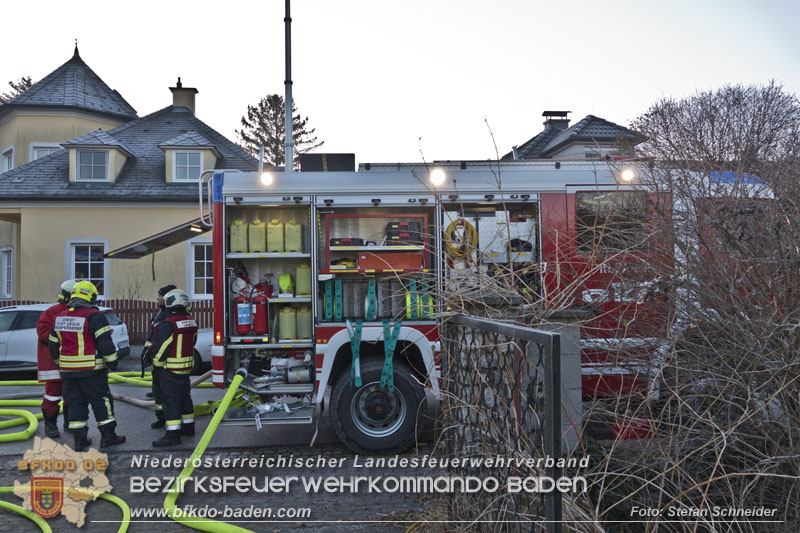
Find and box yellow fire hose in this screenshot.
[0,486,130,533]
[164,369,254,533]
[0,409,39,442]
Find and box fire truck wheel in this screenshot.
[330,359,425,455]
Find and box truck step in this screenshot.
[220,405,315,426]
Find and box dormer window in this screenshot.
[77,150,109,181]
[174,151,203,181]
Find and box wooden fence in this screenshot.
[0,299,214,345]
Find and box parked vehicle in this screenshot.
[0,304,130,372]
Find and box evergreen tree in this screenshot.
[236,94,323,168]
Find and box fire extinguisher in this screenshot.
[233,293,252,335]
[254,275,273,298]
[252,291,268,335]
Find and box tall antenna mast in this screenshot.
[284,0,294,172]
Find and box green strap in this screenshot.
[408,280,418,320]
[380,319,402,392]
[366,278,377,320]
[334,279,343,321]
[420,279,433,319]
[323,280,333,321]
[349,320,363,388]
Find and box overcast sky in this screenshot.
[3,0,799,164]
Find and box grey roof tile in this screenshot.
[503,115,643,159]
[159,131,213,147]
[62,129,138,156]
[0,106,257,201]
[1,48,137,120]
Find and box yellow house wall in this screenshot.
[18,205,204,302]
[0,114,124,168]
[164,149,217,183]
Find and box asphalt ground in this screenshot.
[0,351,439,532]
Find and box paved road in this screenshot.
[0,352,439,532]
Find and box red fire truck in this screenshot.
[108,159,667,454]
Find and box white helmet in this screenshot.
[59,279,78,302]
[164,288,190,309]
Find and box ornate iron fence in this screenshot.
[441,314,562,533]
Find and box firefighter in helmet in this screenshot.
[143,284,177,425]
[48,280,126,451]
[150,288,198,447]
[35,279,77,438]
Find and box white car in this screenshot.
[194,328,213,369]
[0,304,130,372]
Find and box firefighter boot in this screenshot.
[62,408,69,433]
[180,422,195,437]
[71,428,92,452]
[99,425,126,449]
[151,412,165,429]
[152,430,181,448]
[43,416,60,439]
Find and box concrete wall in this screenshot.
[17,204,202,301]
[0,113,124,168]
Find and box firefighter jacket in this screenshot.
[143,306,169,355]
[151,310,198,375]
[48,299,118,378]
[36,302,67,382]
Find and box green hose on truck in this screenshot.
[164,368,255,533]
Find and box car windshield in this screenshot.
[103,311,123,326]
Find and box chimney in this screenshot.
[542,110,571,131]
[169,77,198,114]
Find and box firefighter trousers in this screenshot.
[62,372,116,432]
[152,367,163,418]
[156,369,193,430]
[42,380,65,419]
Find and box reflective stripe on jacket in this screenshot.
[153,313,198,375]
[52,307,113,373]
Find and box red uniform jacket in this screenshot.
[36,302,67,382]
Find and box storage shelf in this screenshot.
[268,297,312,303]
[227,252,310,259]
[228,338,313,348]
[321,268,428,274]
[330,245,424,251]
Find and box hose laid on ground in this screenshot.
[0,486,129,533]
[164,370,253,533]
[0,489,52,532]
[0,372,215,388]
[0,409,38,442]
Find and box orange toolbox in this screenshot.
[358,252,423,270]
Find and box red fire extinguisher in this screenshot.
[233,293,251,335]
[252,292,268,335]
[254,275,273,298]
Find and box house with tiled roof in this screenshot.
[504,111,643,161]
[0,49,257,301]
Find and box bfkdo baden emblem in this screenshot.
[31,477,64,518]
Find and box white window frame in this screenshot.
[76,149,109,182]
[1,145,14,173]
[29,142,62,162]
[186,237,213,300]
[65,239,109,300]
[0,246,12,299]
[173,150,204,182]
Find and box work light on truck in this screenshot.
[260,172,274,186]
[430,168,446,187]
[620,168,635,182]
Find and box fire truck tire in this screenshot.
[330,359,425,455]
